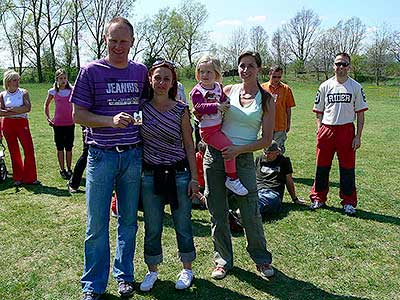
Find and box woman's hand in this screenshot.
[188,179,200,200]
[217,102,230,113]
[47,118,54,127]
[222,145,241,160]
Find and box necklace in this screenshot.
[240,88,257,100]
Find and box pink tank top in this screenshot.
[52,89,73,126]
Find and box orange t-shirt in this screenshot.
[261,81,296,131]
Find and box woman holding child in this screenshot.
[203,51,276,280]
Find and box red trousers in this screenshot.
[200,124,236,175]
[310,123,357,207]
[2,118,38,183]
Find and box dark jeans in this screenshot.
[69,142,89,189]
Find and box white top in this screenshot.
[313,76,368,125]
[177,82,187,103]
[1,88,28,118]
[48,87,73,97]
[222,84,263,145]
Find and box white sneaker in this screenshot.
[175,269,193,290]
[140,271,158,292]
[343,204,356,216]
[225,178,248,196]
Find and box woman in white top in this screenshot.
[203,51,276,280]
[0,70,39,186]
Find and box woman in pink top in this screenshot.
[44,69,75,179]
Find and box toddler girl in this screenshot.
[190,55,248,196]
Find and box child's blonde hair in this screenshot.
[195,55,222,83]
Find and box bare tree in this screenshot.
[221,27,248,70]
[130,19,147,61]
[249,25,269,66]
[1,2,31,72]
[366,25,392,85]
[80,0,136,59]
[270,28,291,73]
[58,22,74,70]
[311,28,338,80]
[391,30,400,62]
[333,17,366,55]
[282,8,321,72]
[20,0,47,82]
[44,0,71,72]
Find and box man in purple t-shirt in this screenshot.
[70,17,148,300]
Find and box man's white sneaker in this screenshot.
[343,204,356,216]
[309,200,325,210]
[225,178,248,196]
[140,271,158,292]
[175,269,193,290]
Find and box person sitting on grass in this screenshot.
[255,140,305,220]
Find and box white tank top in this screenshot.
[2,88,28,119]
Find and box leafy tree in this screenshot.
[177,0,209,67]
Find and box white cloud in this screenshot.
[216,19,242,26]
[247,15,266,23]
[367,26,377,33]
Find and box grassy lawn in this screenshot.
[0,80,399,300]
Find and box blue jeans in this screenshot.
[141,169,196,265]
[81,146,142,294]
[258,189,282,217]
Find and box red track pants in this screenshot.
[2,118,38,183]
[310,123,357,207]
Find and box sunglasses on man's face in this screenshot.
[335,62,349,67]
[272,75,282,79]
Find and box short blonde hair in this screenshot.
[3,70,20,90]
[195,55,222,83]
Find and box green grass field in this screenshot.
[0,80,399,300]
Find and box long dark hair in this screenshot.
[148,60,178,100]
[238,50,272,113]
[54,69,72,92]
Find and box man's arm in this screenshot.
[73,104,134,128]
[285,173,305,204]
[316,113,323,131]
[352,111,365,150]
[286,107,292,132]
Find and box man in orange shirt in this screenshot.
[262,66,295,154]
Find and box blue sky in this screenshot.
[134,0,400,45]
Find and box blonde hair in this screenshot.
[195,55,222,83]
[3,70,20,90]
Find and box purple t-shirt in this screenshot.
[70,59,148,147]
